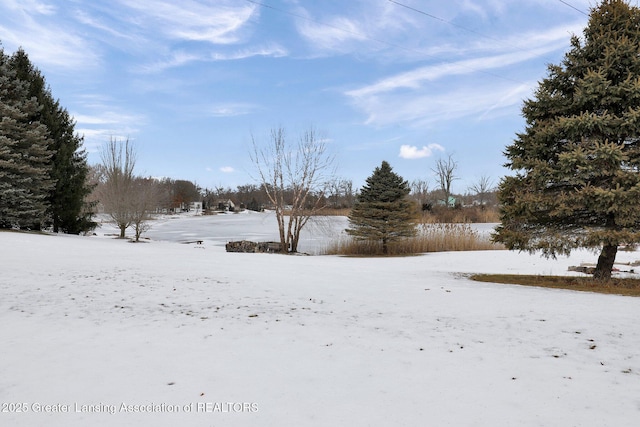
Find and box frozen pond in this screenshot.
[97,211,499,255]
[143,211,349,254]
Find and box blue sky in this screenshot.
[0,0,598,192]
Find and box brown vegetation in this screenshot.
[421,205,500,224]
[470,274,640,297]
[316,207,352,216]
[324,223,504,256]
[285,207,351,217]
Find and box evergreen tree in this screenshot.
[494,0,640,280]
[0,49,54,228]
[8,49,95,233]
[347,161,417,254]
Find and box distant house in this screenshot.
[190,202,202,213]
[437,196,457,208]
[216,199,235,212]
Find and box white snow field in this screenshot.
[1,212,640,427]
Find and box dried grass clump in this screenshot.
[324,223,504,256]
[418,223,502,252]
[421,206,500,224]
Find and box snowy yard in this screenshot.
[1,212,639,426]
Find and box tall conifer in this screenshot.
[347,161,417,254]
[0,50,54,228]
[494,0,640,280]
[8,49,94,233]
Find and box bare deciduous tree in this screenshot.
[340,179,355,208]
[432,154,458,208]
[410,179,430,210]
[251,126,334,253]
[99,138,136,238]
[327,178,355,209]
[468,174,494,207]
[130,177,160,242]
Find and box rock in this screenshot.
[225,240,287,253]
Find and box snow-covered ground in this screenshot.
[1,213,639,426]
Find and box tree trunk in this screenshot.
[382,237,388,255]
[594,243,618,281]
[119,225,126,239]
[275,210,287,253]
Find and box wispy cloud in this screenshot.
[343,19,579,129]
[73,111,143,126]
[118,0,257,45]
[466,21,585,57]
[296,16,367,52]
[0,5,99,70]
[2,0,56,15]
[208,103,258,118]
[133,51,207,74]
[290,0,587,67]
[399,144,444,160]
[71,103,146,152]
[220,166,235,173]
[346,43,558,100]
[134,45,287,74]
[0,0,268,80]
[351,80,534,129]
[72,9,136,42]
[211,45,288,61]
[292,1,419,55]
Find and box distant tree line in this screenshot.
[89,163,497,220]
[201,179,356,212]
[1,46,94,233]
[156,157,497,217]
